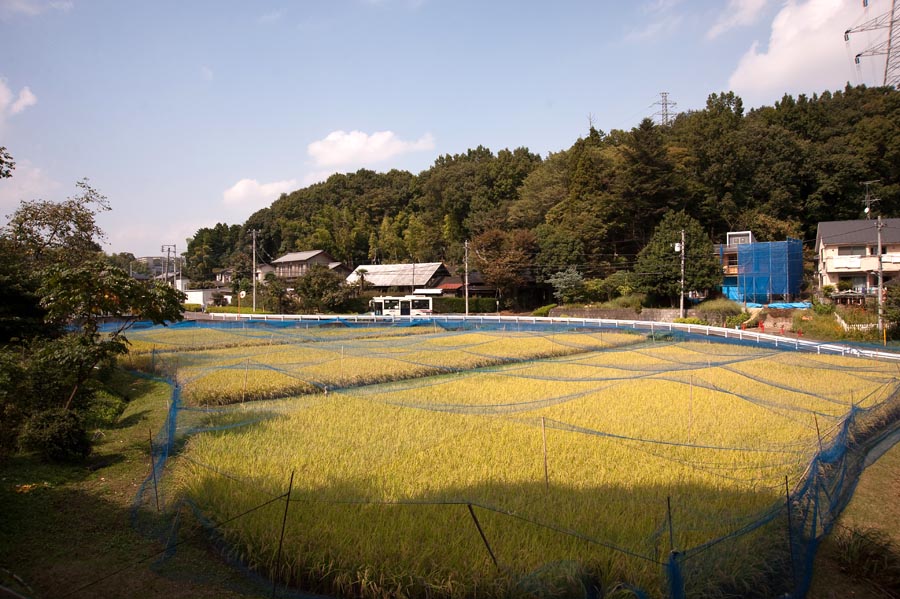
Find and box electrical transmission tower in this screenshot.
[845,0,900,88]
[652,92,677,126]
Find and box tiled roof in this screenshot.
[272,250,325,264]
[347,263,450,287]
[816,219,900,249]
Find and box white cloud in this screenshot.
[307,130,435,168]
[0,0,71,19]
[0,159,61,221]
[728,0,883,108]
[0,77,37,131]
[0,78,37,127]
[707,0,769,39]
[223,178,298,209]
[10,86,36,114]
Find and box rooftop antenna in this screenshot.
[845,0,900,87]
[862,179,882,218]
[653,92,678,126]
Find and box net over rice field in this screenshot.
[127,320,900,599]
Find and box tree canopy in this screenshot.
[1,178,185,461]
[181,84,900,301]
[634,211,722,305]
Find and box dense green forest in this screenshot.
[184,85,900,292]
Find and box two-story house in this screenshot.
[815,218,900,293]
[272,250,349,280]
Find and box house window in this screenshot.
[838,246,866,256]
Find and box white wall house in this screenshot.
[184,288,231,307]
[816,218,900,293]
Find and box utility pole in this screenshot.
[862,179,881,218]
[252,229,257,312]
[680,229,686,319]
[161,244,175,287]
[464,240,470,316]
[878,216,885,335]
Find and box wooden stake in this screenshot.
[541,417,549,490]
[785,475,797,589]
[467,504,498,568]
[814,414,823,453]
[272,470,295,598]
[149,428,160,512]
[689,375,694,443]
[666,496,675,552]
[242,359,249,404]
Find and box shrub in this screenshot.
[822,285,835,297]
[182,303,202,312]
[837,280,852,292]
[600,294,644,313]
[725,311,752,328]
[532,304,557,317]
[696,299,743,326]
[83,388,127,429]
[674,317,706,325]
[18,408,92,462]
[811,297,835,316]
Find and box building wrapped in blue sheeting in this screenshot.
[717,231,803,304]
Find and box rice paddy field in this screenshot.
[129,321,900,599]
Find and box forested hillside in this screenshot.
[184,85,900,287]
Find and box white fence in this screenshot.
[201,312,900,362]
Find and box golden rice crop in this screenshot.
[130,328,644,405]
[163,331,900,599]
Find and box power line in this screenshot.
[846,0,900,87]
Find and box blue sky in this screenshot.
[0,0,892,257]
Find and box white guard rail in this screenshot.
[202,313,900,362]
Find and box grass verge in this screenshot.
[0,371,265,599]
[808,438,900,599]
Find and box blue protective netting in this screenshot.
[127,317,900,599]
[720,239,804,304]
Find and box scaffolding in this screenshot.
[721,239,804,304]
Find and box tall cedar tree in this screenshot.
[635,210,722,305]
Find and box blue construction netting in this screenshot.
[721,240,804,304]
[125,317,900,599]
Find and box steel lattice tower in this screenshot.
[846,0,900,88]
[653,92,677,126]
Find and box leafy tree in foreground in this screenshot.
[634,210,722,306]
[0,181,185,461]
[4,179,110,268]
[39,260,185,407]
